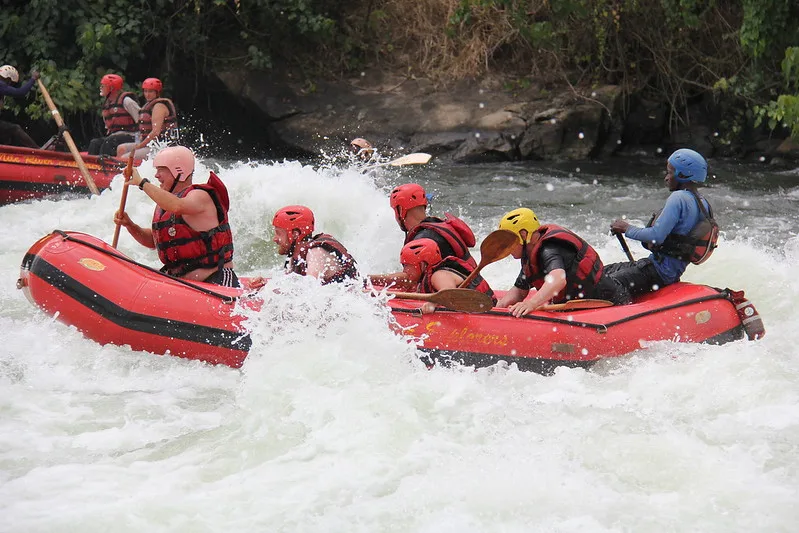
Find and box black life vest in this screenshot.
[287,233,358,285]
[522,224,604,303]
[644,190,718,265]
[102,91,138,134]
[419,256,496,304]
[405,214,477,265]
[138,97,179,141]
[152,172,234,277]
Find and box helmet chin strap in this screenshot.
[167,174,181,193]
[396,207,407,232]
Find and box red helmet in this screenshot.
[153,146,195,182]
[400,238,441,269]
[273,205,315,240]
[142,77,163,93]
[100,74,123,92]
[390,183,427,227]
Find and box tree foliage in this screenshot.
[2,0,799,141]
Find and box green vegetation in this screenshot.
[2,0,798,141]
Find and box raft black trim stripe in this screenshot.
[27,255,251,353]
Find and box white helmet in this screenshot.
[0,65,19,84]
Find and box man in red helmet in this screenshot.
[399,238,496,313]
[113,145,239,287]
[367,183,486,290]
[117,77,179,159]
[87,73,140,156]
[271,205,358,284]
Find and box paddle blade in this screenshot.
[480,229,518,262]
[388,153,432,166]
[428,288,494,313]
[539,299,614,312]
[390,289,494,313]
[457,230,518,289]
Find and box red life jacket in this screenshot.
[288,233,358,285]
[138,97,179,141]
[420,256,496,304]
[522,224,604,303]
[151,172,234,277]
[643,191,719,265]
[102,91,138,134]
[405,214,477,265]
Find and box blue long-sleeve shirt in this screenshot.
[0,77,35,98]
[625,189,709,284]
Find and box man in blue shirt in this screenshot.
[0,65,40,148]
[605,148,716,302]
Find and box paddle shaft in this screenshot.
[539,299,614,311]
[112,134,139,248]
[616,232,635,263]
[36,79,100,195]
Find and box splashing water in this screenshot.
[1,157,798,531]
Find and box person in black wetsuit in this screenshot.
[495,208,628,317]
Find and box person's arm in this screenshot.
[429,269,463,291]
[615,193,684,245]
[305,247,339,281]
[421,269,471,314]
[113,210,155,249]
[0,77,36,98]
[136,102,168,149]
[122,96,140,122]
[496,286,529,308]
[129,169,212,215]
[508,269,566,317]
[366,271,415,290]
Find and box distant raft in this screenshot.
[18,231,764,373]
[0,144,126,205]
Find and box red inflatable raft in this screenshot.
[18,231,765,372]
[0,145,126,205]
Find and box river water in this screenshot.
[1,152,798,532]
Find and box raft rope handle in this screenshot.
[54,230,237,304]
[394,288,731,332]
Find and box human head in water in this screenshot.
[349,138,374,161]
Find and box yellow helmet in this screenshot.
[498,208,540,244]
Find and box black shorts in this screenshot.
[203,267,240,288]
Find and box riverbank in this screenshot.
[212,67,799,167]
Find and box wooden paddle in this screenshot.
[615,232,635,262]
[366,153,432,170]
[389,288,494,313]
[539,299,614,312]
[36,78,100,195]
[458,229,518,289]
[111,133,139,248]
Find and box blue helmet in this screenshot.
[668,149,707,183]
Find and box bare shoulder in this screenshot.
[183,187,215,208]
